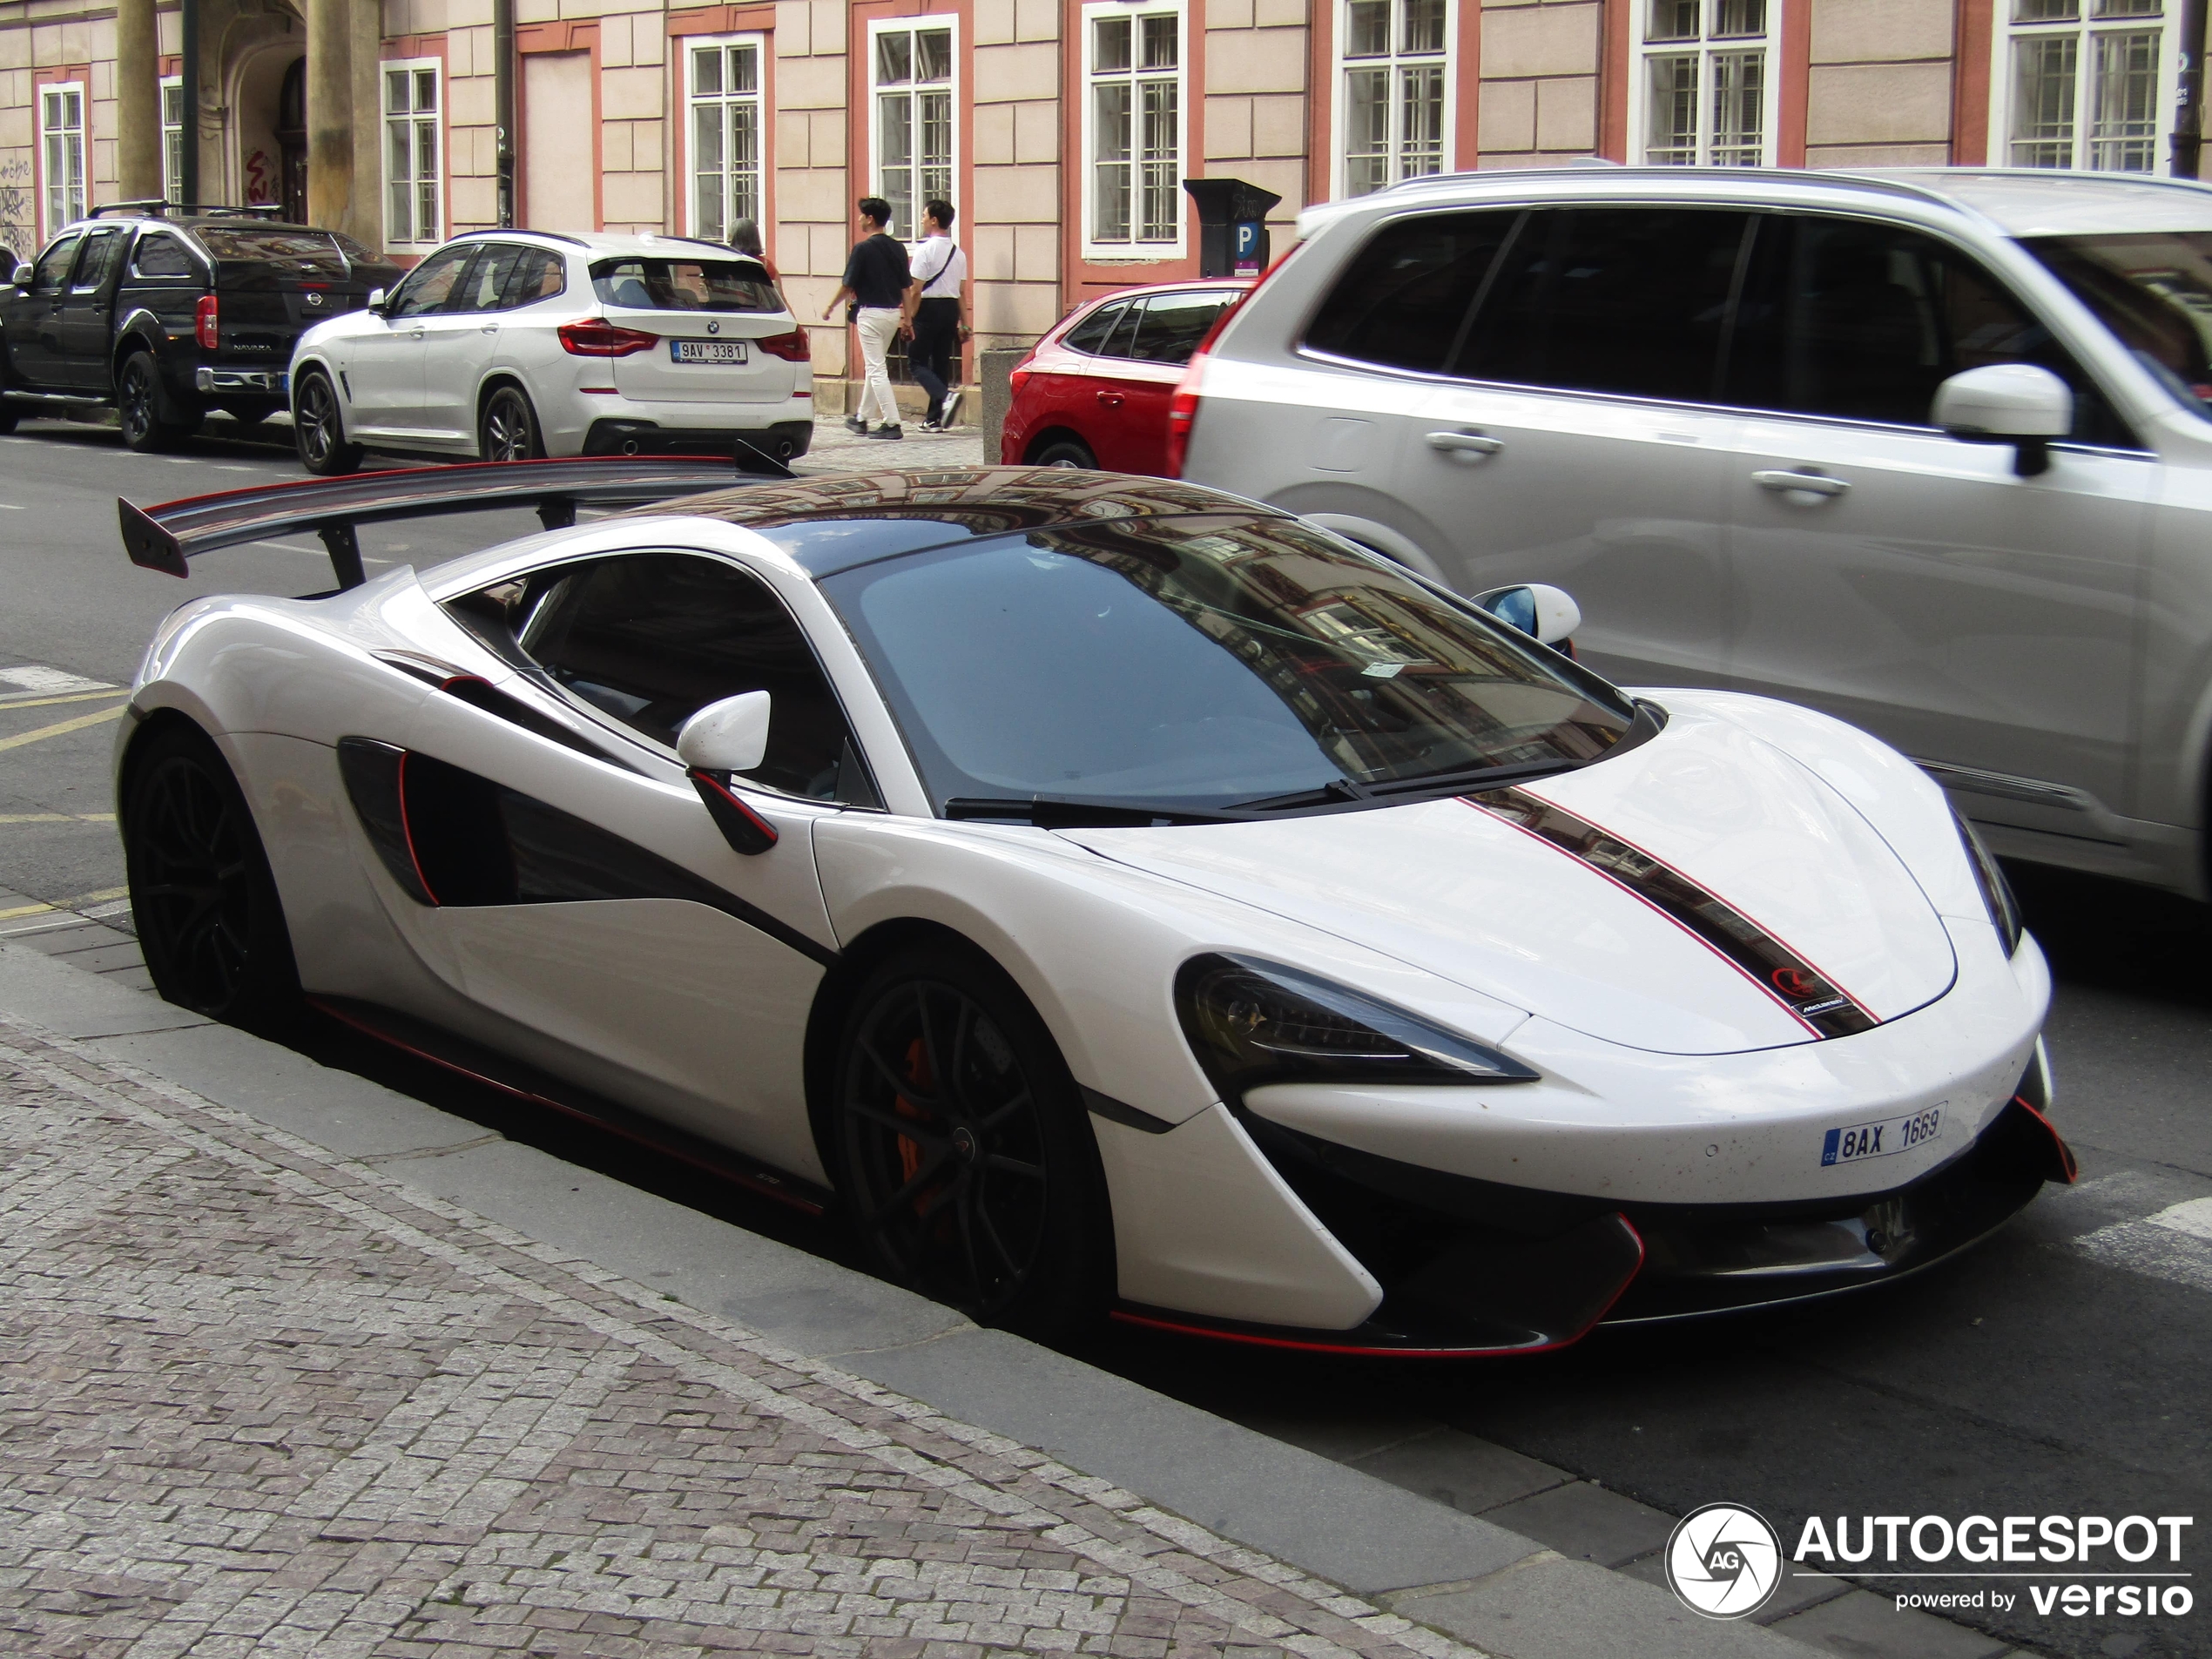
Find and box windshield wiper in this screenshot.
[1362,756,1584,799]
[942,795,1253,829]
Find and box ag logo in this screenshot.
[1664,1503,1783,1619]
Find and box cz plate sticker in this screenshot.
[1821,1104,1943,1167]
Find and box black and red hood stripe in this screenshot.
[1464,786,1879,1041]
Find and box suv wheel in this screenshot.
[480,385,543,462]
[1030,437,1096,469]
[293,368,363,475]
[118,353,190,453]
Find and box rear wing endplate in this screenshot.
[118,449,792,591]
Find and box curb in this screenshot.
[0,937,1831,1659]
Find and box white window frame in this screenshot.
[1626,0,1783,167]
[1988,0,2181,172]
[684,32,768,243]
[39,81,87,239]
[1332,0,1459,200]
[867,14,960,242]
[1081,0,1189,260]
[161,74,185,205]
[381,57,444,251]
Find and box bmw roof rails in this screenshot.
[119,449,794,593]
[444,226,593,247]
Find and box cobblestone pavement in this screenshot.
[0,1015,1487,1659]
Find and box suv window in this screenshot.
[1126,291,1237,363]
[69,228,125,293]
[1305,211,1521,374]
[590,258,779,313]
[1062,299,1128,354]
[1457,208,1751,404]
[1724,213,2133,446]
[131,232,196,279]
[510,553,875,805]
[388,245,475,318]
[28,234,82,294]
[503,246,566,306]
[452,242,527,313]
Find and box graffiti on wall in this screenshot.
[0,156,31,268]
[245,150,274,205]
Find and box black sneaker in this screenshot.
[921,409,944,431]
[867,424,904,441]
[843,415,868,435]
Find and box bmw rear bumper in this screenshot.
[582,416,813,461]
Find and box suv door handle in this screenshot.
[1096,390,1124,408]
[1426,429,1503,458]
[1753,469,1850,498]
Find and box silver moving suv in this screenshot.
[1178,168,2212,898]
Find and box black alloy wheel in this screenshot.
[293,369,362,475]
[1030,437,1096,469]
[480,385,543,462]
[118,352,184,453]
[124,724,301,1029]
[832,948,1109,1336]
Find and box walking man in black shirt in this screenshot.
[821,198,911,440]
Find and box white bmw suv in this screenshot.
[289,229,813,474]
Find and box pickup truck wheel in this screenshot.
[118,353,188,453]
[293,369,363,475]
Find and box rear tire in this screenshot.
[479,384,543,462]
[828,943,1112,1340]
[293,368,362,475]
[123,722,302,1032]
[1029,436,1096,469]
[118,352,192,453]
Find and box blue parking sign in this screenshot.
[1233,219,1263,275]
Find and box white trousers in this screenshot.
[855,307,904,427]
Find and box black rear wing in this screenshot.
[118,452,789,590]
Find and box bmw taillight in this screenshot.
[558,318,658,357]
[755,327,810,362]
[194,294,219,350]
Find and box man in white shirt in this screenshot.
[900,200,969,431]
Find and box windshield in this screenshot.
[590,256,779,313]
[819,514,1636,817]
[2027,231,2212,417]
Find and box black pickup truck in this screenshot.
[0,202,400,451]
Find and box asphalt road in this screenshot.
[2,420,2206,1659]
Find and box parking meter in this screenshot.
[1184,178,1282,280]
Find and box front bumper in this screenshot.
[1116,1053,2072,1357]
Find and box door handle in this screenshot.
[1426,429,1504,458]
[480,325,498,335]
[408,327,425,341]
[1096,390,1124,408]
[1753,469,1850,498]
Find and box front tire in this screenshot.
[829,945,1111,1339]
[293,368,363,475]
[124,723,302,1030]
[479,384,543,462]
[118,352,194,452]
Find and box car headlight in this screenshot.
[1174,953,1537,1105]
[1954,809,2023,955]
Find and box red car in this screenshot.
[1001,278,1247,475]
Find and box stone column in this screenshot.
[116,0,162,201]
[304,0,354,231]
[347,0,384,248]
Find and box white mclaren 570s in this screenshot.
[111,456,2074,1355]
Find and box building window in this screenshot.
[162,76,185,204]
[1085,1,1185,252]
[1634,0,1777,166]
[41,83,86,235]
[1999,0,2175,171]
[1339,0,1453,197]
[687,35,765,242]
[873,18,955,239]
[382,59,442,248]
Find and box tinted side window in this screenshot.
[30,234,82,293]
[1063,300,1126,354]
[1305,211,1519,374]
[1724,214,2133,445]
[502,246,566,306]
[389,246,475,318]
[516,553,873,805]
[1458,208,1750,403]
[132,232,196,278]
[1128,291,1237,363]
[453,242,527,313]
[70,229,125,292]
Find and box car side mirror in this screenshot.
[678,692,779,856]
[1474,583,1581,647]
[365,287,388,314]
[10,263,30,287]
[1932,364,2071,478]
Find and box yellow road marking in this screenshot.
[0,885,131,921]
[0,702,128,752]
[0,812,115,824]
[0,688,131,711]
